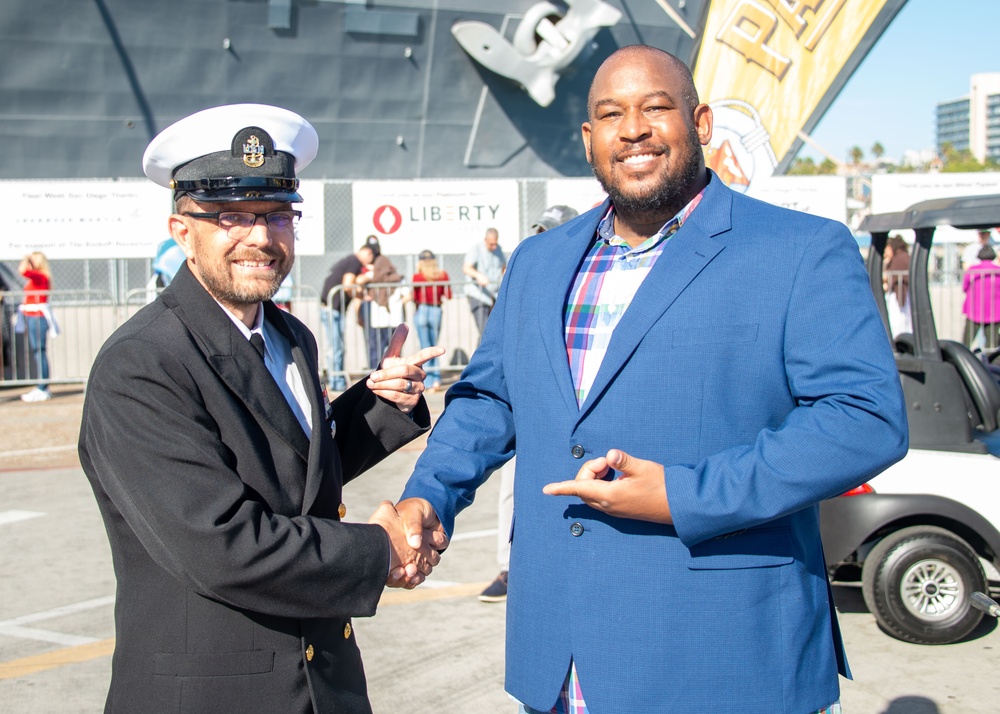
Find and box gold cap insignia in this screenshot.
[243,135,265,168]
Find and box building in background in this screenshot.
[936,98,971,153]
[936,73,1000,162]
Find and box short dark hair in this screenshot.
[979,245,996,261]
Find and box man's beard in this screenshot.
[197,249,291,307]
[590,127,704,217]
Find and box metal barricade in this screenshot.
[123,281,326,353]
[881,266,1000,350]
[0,289,119,388]
[321,278,493,389]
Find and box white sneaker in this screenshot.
[20,387,51,402]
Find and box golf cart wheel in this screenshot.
[861,526,986,645]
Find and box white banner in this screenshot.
[746,175,847,225]
[352,180,520,256]
[295,179,326,256]
[1,178,327,261]
[3,179,168,260]
[871,173,1000,243]
[542,178,608,220]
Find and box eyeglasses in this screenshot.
[183,210,301,239]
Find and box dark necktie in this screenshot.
[249,333,266,361]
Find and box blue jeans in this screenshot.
[320,307,346,390]
[470,299,492,342]
[25,314,50,390]
[360,302,391,370]
[414,304,442,383]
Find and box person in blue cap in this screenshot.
[151,237,186,287]
[79,104,447,714]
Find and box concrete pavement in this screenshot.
[2,384,1000,712]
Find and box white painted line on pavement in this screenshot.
[0,510,44,526]
[420,579,460,589]
[0,625,99,647]
[0,444,77,457]
[0,596,114,646]
[449,528,497,542]
[0,595,115,628]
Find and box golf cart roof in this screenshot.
[859,194,1000,234]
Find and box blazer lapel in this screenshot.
[163,266,311,463]
[577,177,733,418]
[538,202,611,414]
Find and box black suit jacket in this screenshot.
[79,263,430,713]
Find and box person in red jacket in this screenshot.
[411,249,452,390]
[18,251,53,402]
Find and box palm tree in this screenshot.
[818,158,838,175]
[849,145,864,165]
[871,142,885,161]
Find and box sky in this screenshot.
[798,0,1000,165]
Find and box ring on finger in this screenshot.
[403,379,413,394]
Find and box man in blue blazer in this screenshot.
[399,46,908,713]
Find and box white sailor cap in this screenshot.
[142,103,319,203]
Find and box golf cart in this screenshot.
[820,194,1000,645]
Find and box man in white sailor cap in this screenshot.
[79,104,447,714]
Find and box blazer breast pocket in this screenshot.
[686,526,793,570]
[671,323,759,348]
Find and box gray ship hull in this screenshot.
[3,0,706,181]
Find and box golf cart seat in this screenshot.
[893,332,999,434]
[939,339,1000,433]
[894,332,914,354]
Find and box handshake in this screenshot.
[368,497,449,589]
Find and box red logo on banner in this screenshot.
[372,205,403,234]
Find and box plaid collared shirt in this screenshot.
[564,191,704,406]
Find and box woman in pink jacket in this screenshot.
[962,244,1000,350]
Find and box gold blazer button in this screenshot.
[343,622,352,639]
[305,644,314,662]
[338,502,347,519]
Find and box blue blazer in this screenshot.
[402,173,907,713]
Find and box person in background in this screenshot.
[18,251,55,402]
[962,229,995,271]
[463,227,506,342]
[883,234,911,338]
[321,243,375,391]
[480,204,579,603]
[962,244,1000,350]
[152,237,187,288]
[410,249,451,391]
[0,267,12,376]
[359,235,403,370]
